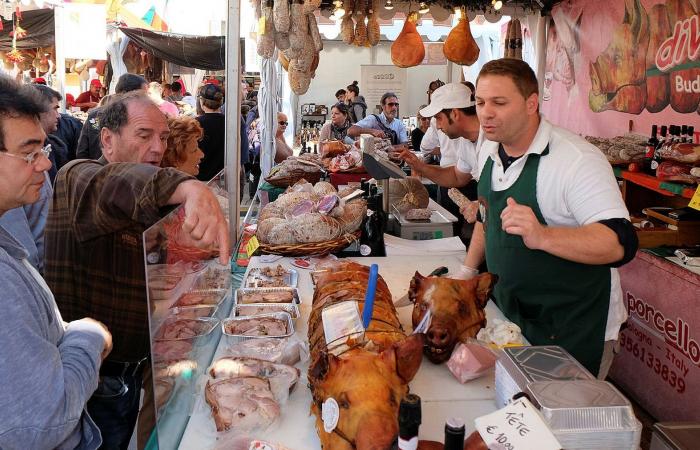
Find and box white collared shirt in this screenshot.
[474,118,630,341]
[420,118,467,167]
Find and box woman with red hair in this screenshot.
[162,116,204,176]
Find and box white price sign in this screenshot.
[474,398,561,450]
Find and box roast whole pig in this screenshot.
[409,272,497,364]
[308,260,424,450]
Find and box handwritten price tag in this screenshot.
[689,185,700,211]
[246,235,260,256]
[474,397,561,450]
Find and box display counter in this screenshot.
[611,250,700,422]
[158,253,510,449]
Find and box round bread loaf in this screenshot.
[275,191,316,211]
[338,199,367,233]
[313,181,337,197]
[291,214,343,243]
[267,222,298,245]
[256,217,285,243]
[258,203,285,222]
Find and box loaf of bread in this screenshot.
[291,214,343,242]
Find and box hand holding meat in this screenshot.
[500,197,546,250]
[460,201,479,224]
[174,180,231,264]
[369,129,386,139]
[399,147,424,169]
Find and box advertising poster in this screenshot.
[361,65,407,116]
[541,0,700,138]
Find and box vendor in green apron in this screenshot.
[461,59,638,378]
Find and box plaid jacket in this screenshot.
[44,157,192,362]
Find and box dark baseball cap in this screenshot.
[200,83,223,101]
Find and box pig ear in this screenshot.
[475,273,497,308]
[408,272,424,304]
[309,352,340,382]
[383,334,425,383]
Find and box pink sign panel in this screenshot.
[541,0,700,139]
[611,252,700,421]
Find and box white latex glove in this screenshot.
[450,264,479,280]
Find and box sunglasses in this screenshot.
[278,121,288,126]
[386,102,399,107]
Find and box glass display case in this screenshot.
[143,170,241,449]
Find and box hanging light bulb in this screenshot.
[454,7,461,19]
[384,0,393,10]
[336,7,346,17]
[493,0,503,10]
[333,0,343,6]
[418,1,429,14]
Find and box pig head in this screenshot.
[409,272,497,364]
[589,0,649,114]
[308,334,424,450]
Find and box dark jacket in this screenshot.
[349,95,368,123]
[75,108,103,160]
[54,114,83,161]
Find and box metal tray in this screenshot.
[170,302,220,319]
[391,203,452,226]
[221,312,294,346]
[192,263,231,291]
[233,303,300,322]
[155,317,220,342]
[244,266,298,288]
[171,289,227,308]
[234,287,300,305]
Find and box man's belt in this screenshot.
[100,357,148,378]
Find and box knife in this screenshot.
[394,266,449,307]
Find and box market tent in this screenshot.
[0,8,54,51]
[118,26,225,71]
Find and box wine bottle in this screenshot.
[643,124,658,174]
[650,125,667,174]
[359,193,386,257]
[443,417,466,450]
[687,126,695,144]
[397,394,421,450]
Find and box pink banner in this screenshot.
[541,0,700,138]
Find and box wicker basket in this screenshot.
[258,231,361,256]
[265,170,322,188]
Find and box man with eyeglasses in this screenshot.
[44,91,230,449]
[0,74,113,450]
[347,92,409,146]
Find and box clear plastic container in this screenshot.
[155,317,220,342]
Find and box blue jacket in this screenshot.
[0,226,103,449]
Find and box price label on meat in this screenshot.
[246,235,260,257]
[689,185,700,211]
[475,398,561,450]
[321,301,364,355]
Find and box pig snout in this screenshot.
[427,325,452,348]
[355,413,399,450]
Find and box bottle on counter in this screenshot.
[443,417,466,450]
[359,191,386,257]
[643,124,658,174]
[650,125,667,174]
[681,125,688,143]
[687,126,695,143]
[360,178,368,198]
[396,394,422,450]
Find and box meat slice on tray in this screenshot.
[239,290,295,304]
[225,317,288,336]
[152,340,193,361]
[205,376,280,432]
[209,356,300,401]
[157,319,212,340]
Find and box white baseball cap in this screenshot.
[419,83,475,118]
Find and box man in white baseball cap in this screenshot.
[400,82,482,227]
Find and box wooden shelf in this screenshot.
[613,168,696,199]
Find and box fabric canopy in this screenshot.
[119,27,224,70]
[0,9,54,51]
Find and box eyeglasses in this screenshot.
[278,121,288,126]
[386,102,399,107]
[0,144,52,165]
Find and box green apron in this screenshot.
[478,146,610,375]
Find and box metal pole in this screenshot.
[54,1,67,113]
[225,0,242,247]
